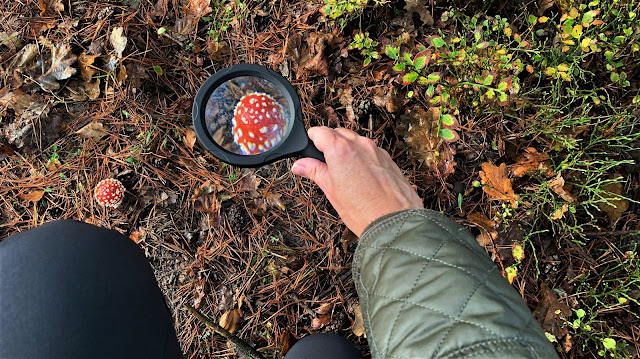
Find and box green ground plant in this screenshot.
[320,0,387,29]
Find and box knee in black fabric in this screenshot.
[284,333,363,359]
[0,220,182,359]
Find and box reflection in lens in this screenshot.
[205,76,290,155]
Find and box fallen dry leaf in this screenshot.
[192,277,206,308]
[538,0,555,15]
[352,303,366,338]
[279,330,296,356]
[596,181,629,223]
[479,162,520,207]
[549,174,577,203]
[219,307,242,333]
[0,89,51,148]
[81,79,101,100]
[239,169,260,196]
[20,190,45,202]
[184,128,196,150]
[311,314,331,330]
[338,86,356,123]
[110,27,127,59]
[76,122,108,140]
[551,204,570,220]
[399,106,442,169]
[129,228,146,244]
[79,52,99,81]
[193,192,221,213]
[37,42,77,91]
[315,303,333,316]
[255,191,285,211]
[512,147,552,178]
[467,212,497,247]
[533,284,571,341]
[38,0,64,16]
[404,0,434,25]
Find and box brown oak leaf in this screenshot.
[479,162,520,207]
[467,212,497,247]
[512,147,552,178]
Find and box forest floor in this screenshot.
[1,0,639,358]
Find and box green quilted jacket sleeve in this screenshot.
[353,209,558,359]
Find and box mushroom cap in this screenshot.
[231,92,287,155]
[94,178,125,207]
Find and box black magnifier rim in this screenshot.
[192,63,309,167]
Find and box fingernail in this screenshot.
[292,163,305,176]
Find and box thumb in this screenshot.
[292,158,329,188]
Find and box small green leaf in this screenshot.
[392,63,406,71]
[385,45,399,60]
[483,74,494,86]
[416,44,427,51]
[427,72,441,83]
[576,309,586,319]
[441,114,455,126]
[414,56,427,70]
[426,85,435,97]
[610,72,619,82]
[498,91,508,103]
[157,27,167,35]
[602,338,616,350]
[153,65,163,75]
[497,80,508,90]
[363,57,371,66]
[439,128,458,142]
[402,52,413,64]
[402,71,418,85]
[432,37,445,48]
[485,89,496,100]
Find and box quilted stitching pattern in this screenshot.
[353,210,558,359]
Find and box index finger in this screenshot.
[307,126,339,153]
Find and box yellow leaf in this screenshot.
[505,266,518,284]
[545,67,556,75]
[562,39,575,45]
[557,64,569,72]
[569,7,579,19]
[562,46,570,52]
[571,25,583,39]
[504,27,512,37]
[538,16,549,23]
[512,242,525,262]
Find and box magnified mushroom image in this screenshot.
[232,93,287,154]
[204,76,290,155]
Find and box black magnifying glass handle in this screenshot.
[299,140,325,163]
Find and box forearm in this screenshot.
[353,209,558,359]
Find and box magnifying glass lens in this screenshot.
[205,76,291,155]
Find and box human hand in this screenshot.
[291,127,424,237]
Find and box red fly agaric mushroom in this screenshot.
[94,178,125,207]
[232,92,287,155]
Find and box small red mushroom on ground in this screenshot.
[94,178,125,207]
[232,92,287,155]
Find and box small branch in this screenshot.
[185,304,265,359]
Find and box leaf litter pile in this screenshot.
[1,0,640,357]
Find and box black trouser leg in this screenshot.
[284,333,363,359]
[0,220,182,359]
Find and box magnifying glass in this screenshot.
[192,64,325,168]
